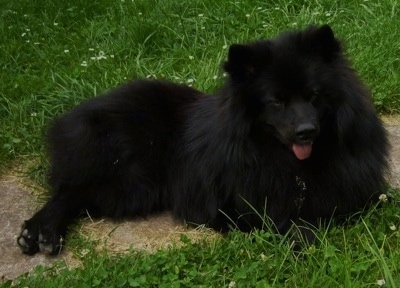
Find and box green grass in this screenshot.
[4,198,400,287]
[1,0,400,169]
[1,0,400,286]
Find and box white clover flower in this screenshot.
[377,279,386,286]
[64,49,69,53]
[80,61,88,67]
[245,14,250,17]
[21,32,26,37]
[379,194,388,202]
[53,22,58,26]
[80,248,89,257]
[187,79,194,83]
[96,51,107,60]
[188,55,194,60]
[198,14,204,17]
[228,281,236,288]
[213,75,218,80]
[390,224,396,231]
[89,51,108,61]
[222,45,228,49]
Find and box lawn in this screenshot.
[1,0,400,287]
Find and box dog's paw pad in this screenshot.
[17,228,39,255]
[17,235,27,247]
[21,228,29,237]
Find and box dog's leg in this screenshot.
[17,191,82,255]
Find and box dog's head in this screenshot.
[223,25,345,160]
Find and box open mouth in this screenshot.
[292,142,313,160]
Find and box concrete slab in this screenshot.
[0,176,73,280]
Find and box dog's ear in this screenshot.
[308,24,341,61]
[223,44,256,80]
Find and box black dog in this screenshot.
[18,25,389,255]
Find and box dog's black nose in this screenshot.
[295,123,316,141]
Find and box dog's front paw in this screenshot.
[17,224,40,255]
[17,220,65,255]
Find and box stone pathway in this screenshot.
[1,118,399,280]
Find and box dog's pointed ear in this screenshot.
[223,44,256,80]
[309,25,341,61]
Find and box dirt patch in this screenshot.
[1,118,400,280]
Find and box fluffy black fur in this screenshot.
[18,25,389,255]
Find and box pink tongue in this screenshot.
[292,143,312,160]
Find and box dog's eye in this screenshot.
[309,89,319,102]
[268,99,284,108]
